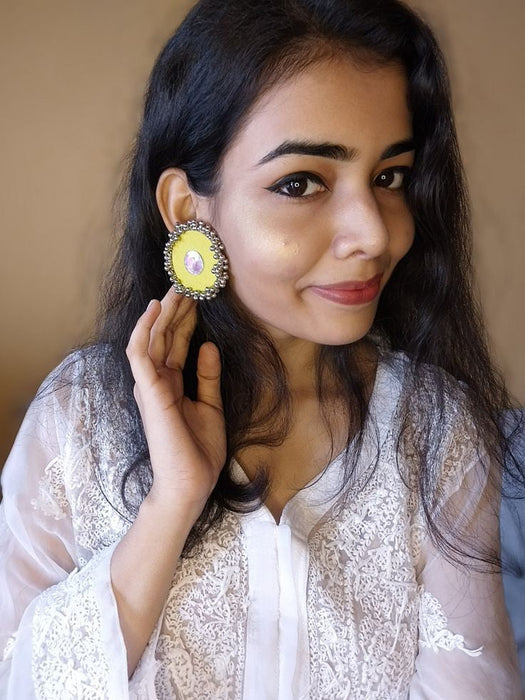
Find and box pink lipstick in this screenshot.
[309,274,383,306]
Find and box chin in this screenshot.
[302,323,374,347]
[318,335,369,347]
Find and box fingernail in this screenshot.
[147,300,155,309]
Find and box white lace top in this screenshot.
[0,351,521,699]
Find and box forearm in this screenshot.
[110,495,199,677]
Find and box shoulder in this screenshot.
[390,353,493,514]
[37,343,124,398]
[1,345,136,563]
[379,350,487,479]
[379,350,478,431]
[33,343,133,426]
[4,343,138,487]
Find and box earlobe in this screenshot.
[156,168,198,231]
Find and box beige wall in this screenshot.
[1,1,524,465]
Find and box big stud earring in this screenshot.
[163,220,229,300]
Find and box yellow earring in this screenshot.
[163,220,229,300]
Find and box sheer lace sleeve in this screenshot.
[409,408,523,699]
[0,362,130,699]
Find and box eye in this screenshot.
[374,166,411,191]
[266,172,327,198]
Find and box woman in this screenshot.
[0,0,523,697]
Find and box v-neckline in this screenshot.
[231,354,394,529]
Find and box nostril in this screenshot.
[331,225,389,259]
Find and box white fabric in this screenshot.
[0,351,522,699]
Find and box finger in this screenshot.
[154,288,191,335]
[148,290,192,367]
[133,382,144,413]
[165,301,197,371]
[196,342,223,411]
[126,300,162,386]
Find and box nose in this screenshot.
[330,193,389,260]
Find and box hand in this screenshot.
[126,289,226,521]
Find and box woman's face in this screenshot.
[200,57,415,347]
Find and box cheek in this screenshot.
[227,231,305,283]
[391,216,415,264]
[215,192,316,281]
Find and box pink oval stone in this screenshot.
[184,250,204,275]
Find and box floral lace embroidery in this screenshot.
[307,438,421,700]
[30,447,128,567]
[22,350,488,698]
[31,457,70,520]
[32,557,111,699]
[31,359,135,566]
[153,512,248,700]
[418,589,483,657]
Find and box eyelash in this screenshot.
[266,167,412,199]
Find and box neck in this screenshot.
[272,336,320,397]
[270,333,376,399]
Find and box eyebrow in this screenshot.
[255,138,414,166]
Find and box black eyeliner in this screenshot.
[265,171,328,197]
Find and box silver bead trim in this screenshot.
[163,220,229,301]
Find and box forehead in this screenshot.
[225,58,412,164]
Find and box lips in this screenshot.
[309,273,383,305]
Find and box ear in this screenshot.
[156,168,199,232]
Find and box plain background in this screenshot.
[0,0,524,465]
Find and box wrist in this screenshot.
[141,485,207,532]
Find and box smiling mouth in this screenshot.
[309,274,383,305]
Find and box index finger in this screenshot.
[153,288,193,333]
[148,288,196,369]
[145,288,185,366]
[164,293,198,371]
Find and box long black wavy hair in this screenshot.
[89,0,523,563]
